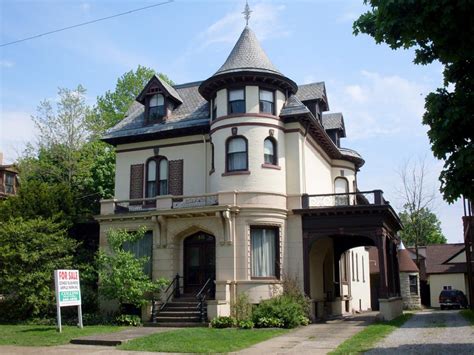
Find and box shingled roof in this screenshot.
[102,81,209,144]
[322,113,345,131]
[214,26,281,76]
[407,244,467,275]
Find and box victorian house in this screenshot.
[97,14,403,323]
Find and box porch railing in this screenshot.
[151,273,183,323]
[302,190,386,208]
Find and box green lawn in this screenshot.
[119,327,289,353]
[330,313,413,355]
[0,325,124,346]
[460,309,474,325]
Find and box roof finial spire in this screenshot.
[242,1,252,26]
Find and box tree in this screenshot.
[396,158,440,264]
[353,1,474,203]
[399,206,447,248]
[31,85,91,186]
[97,227,168,312]
[0,217,77,320]
[87,66,173,136]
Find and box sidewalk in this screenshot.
[236,312,377,355]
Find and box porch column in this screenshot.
[303,234,311,296]
[377,234,389,299]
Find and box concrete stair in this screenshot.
[146,295,208,327]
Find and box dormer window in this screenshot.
[149,94,165,121]
[259,89,274,114]
[228,88,245,114]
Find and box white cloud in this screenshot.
[330,70,428,140]
[345,84,367,103]
[0,60,14,68]
[198,2,289,49]
[0,111,37,163]
[80,2,91,12]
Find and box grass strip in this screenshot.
[0,325,124,346]
[330,313,413,355]
[460,309,474,326]
[119,327,288,353]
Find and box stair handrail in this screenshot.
[196,277,215,323]
[151,273,181,323]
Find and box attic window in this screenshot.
[149,94,165,121]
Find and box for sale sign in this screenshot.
[54,269,83,332]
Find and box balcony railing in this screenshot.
[110,193,219,214]
[99,191,289,216]
[301,190,386,209]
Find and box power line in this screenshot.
[1,0,174,47]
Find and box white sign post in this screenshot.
[54,269,83,333]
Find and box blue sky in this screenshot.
[0,0,465,242]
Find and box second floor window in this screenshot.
[146,157,168,197]
[228,89,245,114]
[5,173,14,194]
[212,98,217,121]
[334,177,349,206]
[227,137,248,171]
[264,137,277,165]
[259,89,274,114]
[149,94,165,121]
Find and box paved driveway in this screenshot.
[367,309,474,354]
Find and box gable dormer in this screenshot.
[136,75,183,124]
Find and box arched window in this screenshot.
[263,137,277,165]
[334,177,349,206]
[159,159,168,195]
[146,157,168,197]
[146,159,157,197]
[149,94,165,120]
[226,136,248,172]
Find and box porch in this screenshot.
[295,190,403,321]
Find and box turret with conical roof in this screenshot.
[199,26,297,100]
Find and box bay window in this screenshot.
[251,227,279,278]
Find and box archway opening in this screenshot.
[183,232,216,295]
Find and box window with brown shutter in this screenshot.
[130,164,144,202]
[168,160,183,196]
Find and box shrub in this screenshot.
[281,275,311,317]
[210,316,236,328]
[231,293,253,322]
[252,295,307,328]
[255,316,284,328]
[237,319,255,329]
[115,314,142,327]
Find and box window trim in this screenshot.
[250,226,280,280]
[225,135,249,173]
[334,177,350,206]
[259,88,276,115]
[409,275,418,295]
[227,87,246,115]
[145,156,169,198]
[263,136,278,166]
[145,92,167,124]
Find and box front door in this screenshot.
[183,233,215,294]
